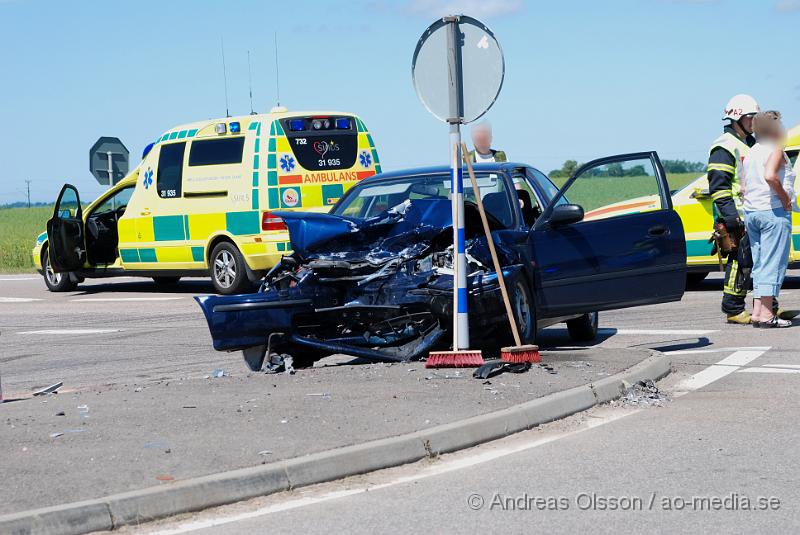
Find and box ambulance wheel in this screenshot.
[42,245,77,292]
[566,312,599,342]
[152,276,181,287]
[210,242,250,295]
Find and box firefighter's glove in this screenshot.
[724,216,744,235]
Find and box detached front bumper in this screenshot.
[195,292,313,351]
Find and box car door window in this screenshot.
[555,156,664,222]
[91,187,134,216]
[528,169,568,206]
[56,186,81,219]
[512,174,543,227]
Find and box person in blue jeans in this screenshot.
[742,110,797,328]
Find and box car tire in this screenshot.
[210,242,251,295]
[42,245,78,292]
[152,276,181,287]
[509,279,537,345]
[686,272,709,288]
[566,312,599,342]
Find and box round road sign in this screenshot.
[412,15,504,124]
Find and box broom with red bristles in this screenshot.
[425,144,485,369]
[460,142,539,364]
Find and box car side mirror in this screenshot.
[548,204,584,227]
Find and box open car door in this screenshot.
[46,184,85,272]
[531,151,686,317]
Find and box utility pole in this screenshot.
[25,180,31,208]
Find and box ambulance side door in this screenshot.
[46,184,85,272]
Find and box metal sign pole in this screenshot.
[106,150,116,209]
[445,16,469,351]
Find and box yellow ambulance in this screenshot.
[34,107,381,294]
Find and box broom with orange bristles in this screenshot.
[460,142,540,364]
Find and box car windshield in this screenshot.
[333,172,515,228]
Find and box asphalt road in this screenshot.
[107,271,800,535]
[0,272,647,514]
[4,272,800,533]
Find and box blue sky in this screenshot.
[1,0,799,204]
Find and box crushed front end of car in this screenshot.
[195,198,525,371]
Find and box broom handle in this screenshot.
[460,143,522,346]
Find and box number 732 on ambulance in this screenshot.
[34,108,381,294]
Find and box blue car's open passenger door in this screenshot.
[530,151,686,317]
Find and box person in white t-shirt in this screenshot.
[742,110,796,328]
[468,122,507,163]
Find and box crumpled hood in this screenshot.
[275,198,453,260]
[273,211,358,255]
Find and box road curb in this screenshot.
[0,350,670,535]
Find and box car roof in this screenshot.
[363,162,530,181]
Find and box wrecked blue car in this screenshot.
[196,153,686,371]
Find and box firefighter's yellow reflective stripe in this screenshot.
[712,190,734,201]
[723,260,747,296]
[708,163,735,174]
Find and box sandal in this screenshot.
[759,316,792,328]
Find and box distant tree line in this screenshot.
[549,159,705,178]
[0,201,51,209]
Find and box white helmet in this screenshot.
[723,94,760,121]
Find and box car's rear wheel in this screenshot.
[152,276,181,287]
[210,242,251,295]
[686,272,709,288]
[42,245,77,292]
[509,279,537,345]
[566,311,599,342]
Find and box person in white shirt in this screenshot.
[742,110,796,328]
[468,122,507,163]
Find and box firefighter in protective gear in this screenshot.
[708,94,759,324]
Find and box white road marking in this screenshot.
[738,367,800,375]
[762,364,800,369]
[667,346,771,356]
[0,297,42,303]
[0,277,39,281]
[599,328,717,336]
[144,347,762,535]
[71,297,183,302]
[673,348,769,394]
[17,329,122,335]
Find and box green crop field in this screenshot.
[0,206,52,272]
[549,172,702,212]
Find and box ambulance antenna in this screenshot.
[247,50,256,115]
[274,31,281,107]
[220,37,230,117]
